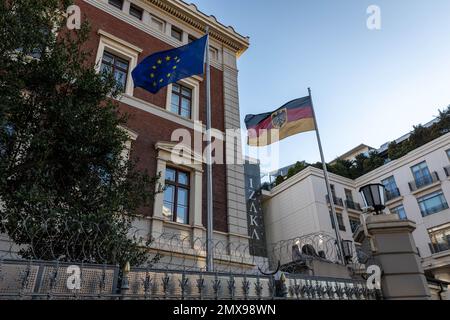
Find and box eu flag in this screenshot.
[132,35,207,94]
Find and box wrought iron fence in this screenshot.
[0,258,377,300]
[0,213,377,299]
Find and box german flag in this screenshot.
[244,96,316,146]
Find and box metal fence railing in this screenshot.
[0,212,377,299]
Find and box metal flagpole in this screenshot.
[308,87,346,265]
[205,26,214,271]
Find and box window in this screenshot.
[349,218,360,233]
[344,189,353,202]
[382,176,400,200]
[163,167,190,224]
[429,224,450,254]
[108,0,123,10]
[330,212,346,231]
[418,191,449,217]
[411,161,432,187]
[100,51,130,91]
[170,83,192,119]
[188,35,197,43]
[446,149,450,160]
[209,47,218,60]
[330,184,336,197]
[171,26,183,41]
[129,4,143,20]
[391,205,407,220]
[150,15,165,32]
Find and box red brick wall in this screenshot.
[76,1,228,232]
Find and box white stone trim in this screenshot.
[94,29,141,96]
[119,94,206,132]
[152,142,203,235]
[86,0,234,70]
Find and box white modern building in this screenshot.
[262,132,450,282]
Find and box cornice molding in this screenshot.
[143,0,250,56]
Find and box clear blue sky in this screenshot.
[190,0,450,173]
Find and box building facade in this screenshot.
[1,0,255,270]
[263,133,450,282]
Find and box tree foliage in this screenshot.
[0,0,158,266]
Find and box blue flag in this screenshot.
[132,35,207,94]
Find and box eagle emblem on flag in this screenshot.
[271,108,287,129]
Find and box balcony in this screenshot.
[345,199,362,211]
[408,172,440,192]
[385,188,401,201]
[444,166,450,178]
[325,194,344,207]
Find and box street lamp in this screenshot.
[359,183,386,215]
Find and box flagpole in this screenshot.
[205,26,214,271]
[308,88,345,265]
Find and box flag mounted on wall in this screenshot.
[132,35,208,94]
[244,96,316,146]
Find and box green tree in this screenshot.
[0,0,157,266]
[275,175,285,186]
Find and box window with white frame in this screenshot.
[209,46,219,61]
[428,224,450,254]
[95,30,142,96]
[418,191,449,217]
[163,167,190,224]
[108,0,123,10]
[100,51,130,92]
[165,78,200,121]
[150,15,165,32]
[170,83,192,119]
[171,26,183,41]
[154,142,203,227]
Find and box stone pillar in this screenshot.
[357,214,431,300]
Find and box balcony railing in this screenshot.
[385,188,401,201]
[325,194,344,207]
[345,199,362,211]
[408,172,440,192]
[444,166,450,178]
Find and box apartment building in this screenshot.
[262,132,450,282]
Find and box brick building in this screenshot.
[75,0,252,267]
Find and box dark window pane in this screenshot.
[171,26,183,41]
[108,0,123,10]
[188,35,197,43]
[129,4,143,20]
[101,51,129,91]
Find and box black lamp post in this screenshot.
[359,183,386,215]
